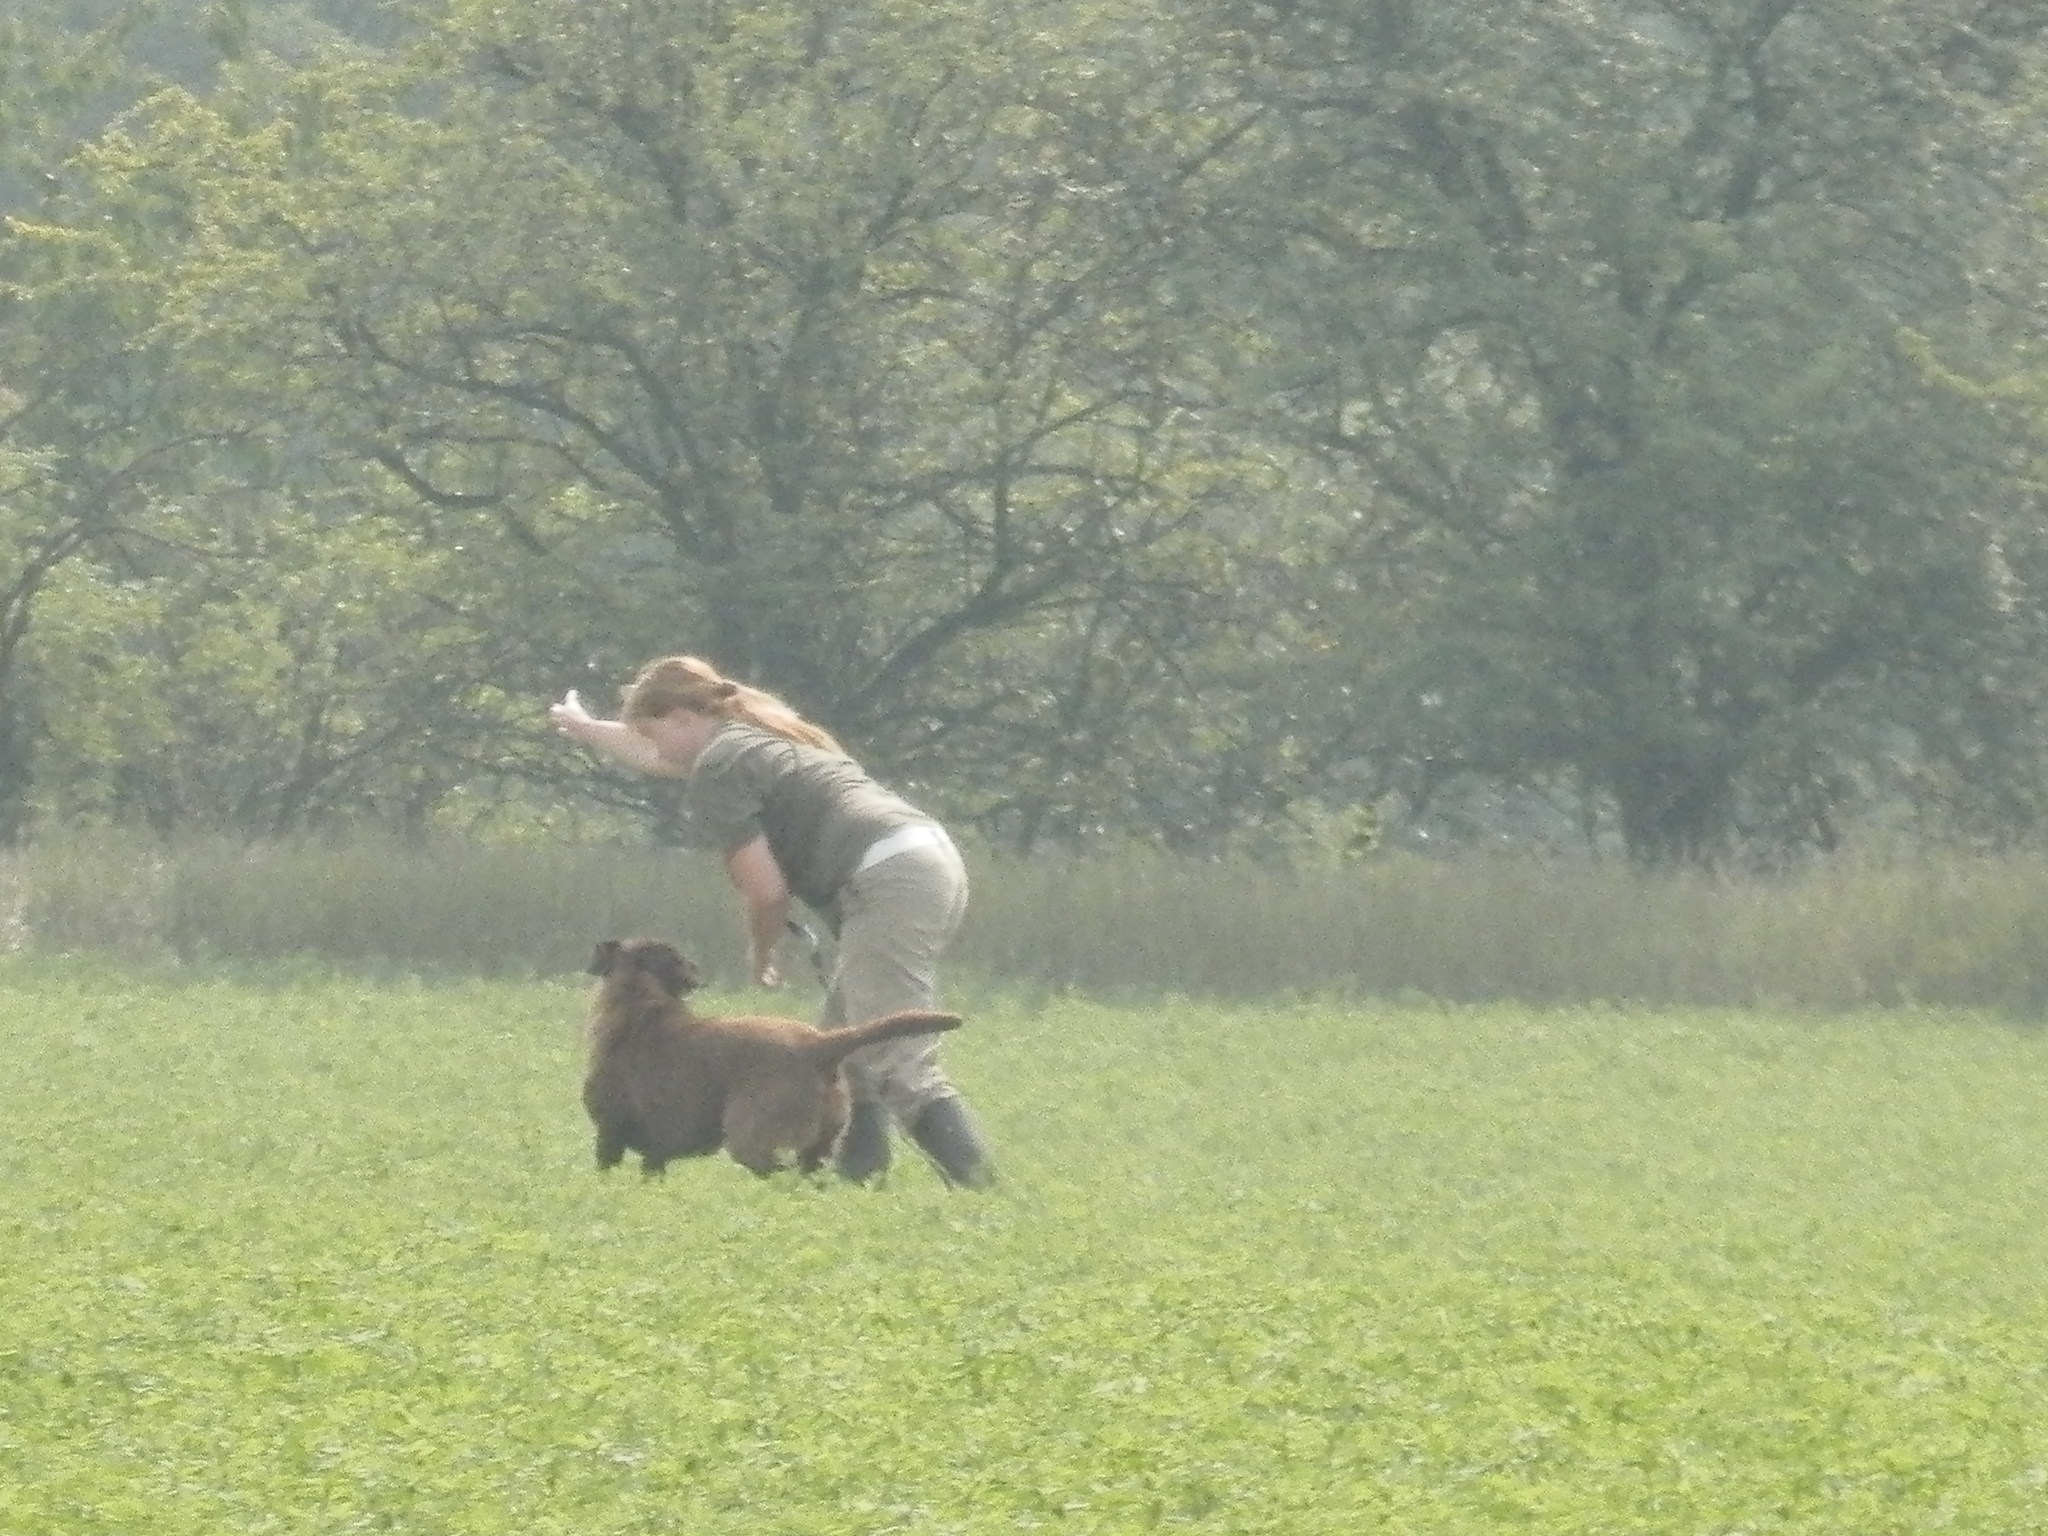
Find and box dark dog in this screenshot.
[582,938,963,1177]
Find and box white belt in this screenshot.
[855,822,948,874]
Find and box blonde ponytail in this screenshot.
[620,656,844,753]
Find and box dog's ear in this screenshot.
[673,953,704,995]
[588,939,623,977]
[641,944,703,998]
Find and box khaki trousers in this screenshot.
[818,831,970,1123]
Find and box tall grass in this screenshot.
[4,829,2047,1011]
[969,847,2048,1012]
[0,831,733,981]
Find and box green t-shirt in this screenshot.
[686,722,932,912]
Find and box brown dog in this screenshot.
[581,938,963,1177]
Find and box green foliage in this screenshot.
[26,508,553,833]
[1203,0,2048,863]
[5,961,2048,1531]
[0,4,147,175]
[79,0,1271,841]
[6,0,2048,863]
[0,5,180,840]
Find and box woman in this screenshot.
[549,655,995,1188]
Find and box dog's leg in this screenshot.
[593,1112,636,1172]
[725,1139,789,1177]
[798,1079,851,1175]
[723,1091,805,1177]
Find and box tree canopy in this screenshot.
[3,0,2045,864]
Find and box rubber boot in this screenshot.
[908,1096,997,1189]
[834,1093,893,1184]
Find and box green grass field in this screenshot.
[5,958,2048,1534]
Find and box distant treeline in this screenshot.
[4,0,2047,868]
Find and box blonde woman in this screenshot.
[550,656,994,1188]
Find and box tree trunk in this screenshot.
[1606,749,1738,868]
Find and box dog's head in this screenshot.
[587,938,704,998]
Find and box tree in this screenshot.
[92,0,1274,845]
[0,1,206,841]
[4,2,555,840]
[23,503,552,835]
[1202,0,2048,862]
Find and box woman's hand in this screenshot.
[549,689,595,738]
[749,930,785,988]
[727,836,792,990]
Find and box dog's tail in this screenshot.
[810,1009,963,1067]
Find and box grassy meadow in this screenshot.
[5,955,2048,1533]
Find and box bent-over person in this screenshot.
[551,655,995,1188]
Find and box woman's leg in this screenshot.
[830,835,993,1186]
